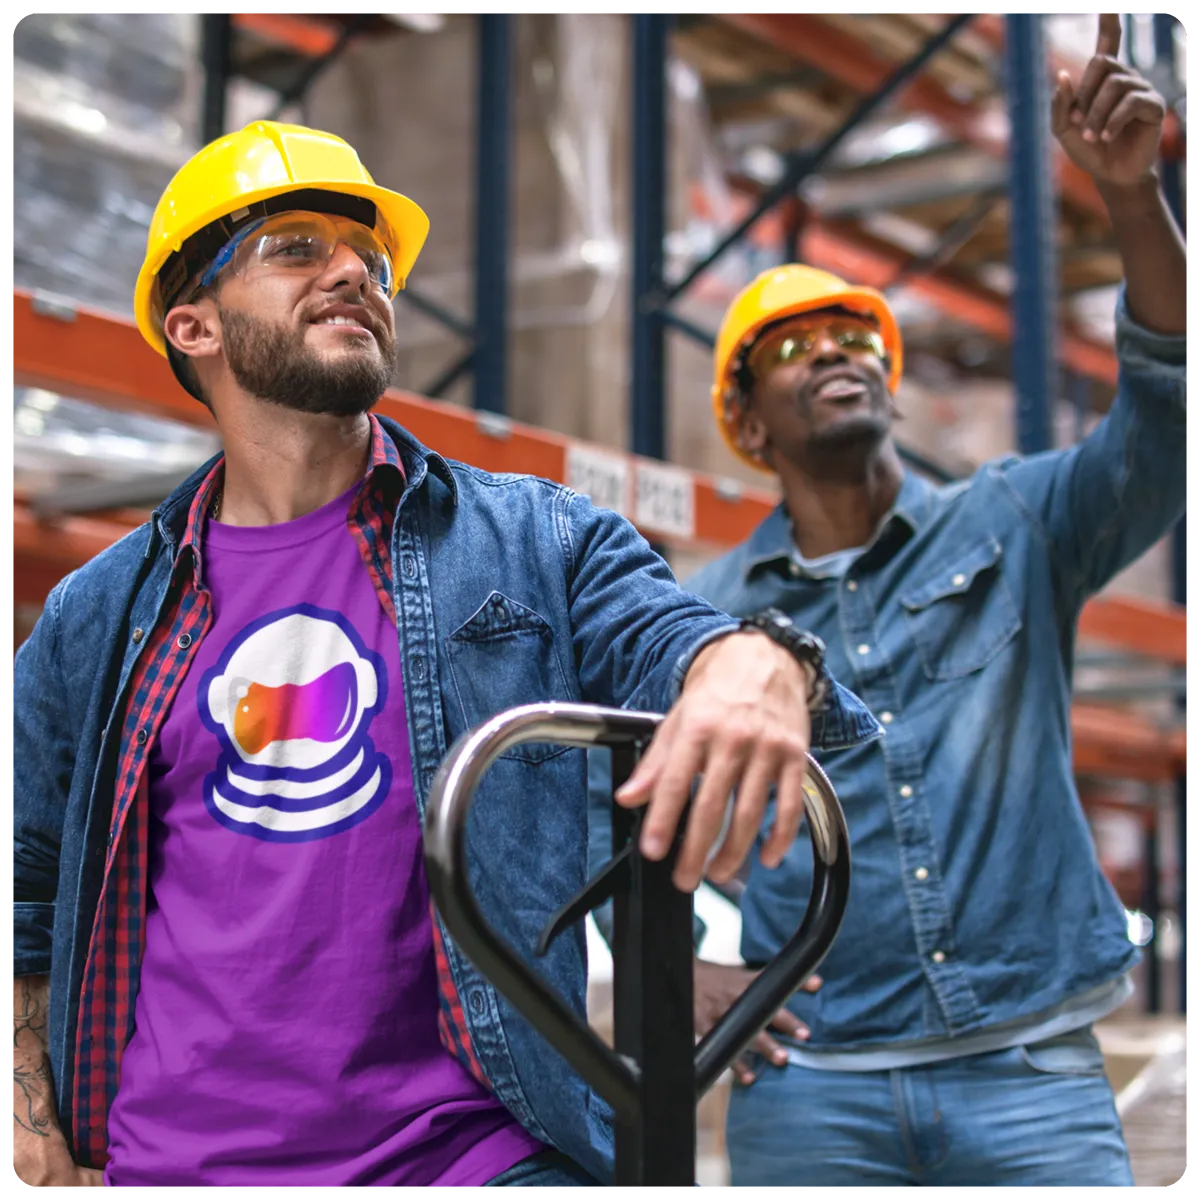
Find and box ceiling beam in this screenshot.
[718,13,1107,218]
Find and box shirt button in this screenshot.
[135,728,149,746]
[177,633,192,650]
[932,950,946,964]
[880,711,894,725]
[857,644,870,656]
[131,628,144,644]
[952,573,966,587]
[789,562,802,578]
[469,991,487,1016]
[846,580,858,592]
[915,866,929,881]
[899,783,912,797]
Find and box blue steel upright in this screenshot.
[474,15,511,414]
[1004,15,1057,455]
[629,14,670,462]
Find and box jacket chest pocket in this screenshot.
[445,591,572,763]
[899,537,1021,681]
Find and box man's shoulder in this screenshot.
[54,520,155,610]
[445,458,569,500]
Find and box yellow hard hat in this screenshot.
[134,120,430,357]
[711,264,903,472]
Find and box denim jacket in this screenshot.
[676,291,1185,1049]
[12,416,879,1181]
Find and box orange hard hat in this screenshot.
[711,264,903,472]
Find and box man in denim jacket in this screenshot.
[669,19,1184,1187]
[11,121,879,1187]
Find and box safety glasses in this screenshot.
[747,318,886,380]
[193,210,398,300]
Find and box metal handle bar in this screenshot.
[423,701,850,1122]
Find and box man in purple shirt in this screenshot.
[13,122,876,1185]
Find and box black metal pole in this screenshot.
[1142,813,1162,1014]
[1005,14,1057,454]
[882,188,1004,294]
[200,14,233,145]
[474,15,511,414]
[610,749,696,1186]
[630,14,670,463]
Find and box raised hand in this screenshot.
[1051,14,1167,187]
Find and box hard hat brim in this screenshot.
[136,179,430,358]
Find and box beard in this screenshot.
[217,301,397,418]
[798,374,894,453]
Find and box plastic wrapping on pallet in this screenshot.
[13,14,208,487]
[13,14,199,317]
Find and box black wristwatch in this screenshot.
[739,608,829,711]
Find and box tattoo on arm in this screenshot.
[14,976,56,1139]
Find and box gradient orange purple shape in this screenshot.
[232,662,359,755]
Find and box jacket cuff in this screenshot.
[14,902,54,976]
[1115,284,1187,371]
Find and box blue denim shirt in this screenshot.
[680,291,1185,1049]
[12,416,879,1181]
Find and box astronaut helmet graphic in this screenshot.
[198,604,391,842]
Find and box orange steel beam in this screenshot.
[1077,594,1187,666]
[12,290,777,553]
[12,289,1177,669]
[232,13,341,57]
[1072,702,1186,782]
[719,13,1107,218]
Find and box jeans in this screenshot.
[727,1029,1134,1186]
[485,1149,599,1186]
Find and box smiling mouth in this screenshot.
[812,376,869,404]
[311,314,374,340]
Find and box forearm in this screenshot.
[14,975,71,1180]
[1099,174,1186,335]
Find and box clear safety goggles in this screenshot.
[746,318,886,381]
[191,210,398,300]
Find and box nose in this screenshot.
[807,329,849,367]
[319,241,372,296]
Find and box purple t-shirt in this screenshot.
[104,482,544,1185]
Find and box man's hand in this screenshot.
[17,1156,104,1187]
[1052,14,1166,186]
[615,629,813,892]
[694,959,821,1087]
[14,975,104,1186]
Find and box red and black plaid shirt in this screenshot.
[71,415,488,1166]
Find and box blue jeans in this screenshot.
[727,1029,1134,1186]
[485,1149,598,1186]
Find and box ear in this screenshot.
[733,406,771,465]
[163,299,223,366]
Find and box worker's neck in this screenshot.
[778,441,904,560]
[212,394,373,527]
